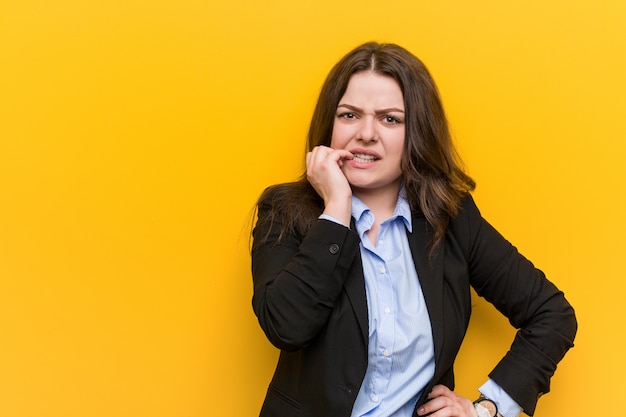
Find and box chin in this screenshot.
[346,180,372,190]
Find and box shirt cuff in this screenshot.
[479,379,523,417]
[319,213,347,227]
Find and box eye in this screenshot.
[382,115,402,124]
[337,112,356,119]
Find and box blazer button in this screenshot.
[328,243,340,254]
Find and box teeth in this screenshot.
[353,153,377,163]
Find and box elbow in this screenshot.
[549,287,578,343]
[256,312,317,351]
[252,294,321,352]
[545,295,578,358]
[552,291,577,346]
[564,300,578,346]
[264,328,314,352]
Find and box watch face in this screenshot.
[474,403,491,417]
[476,399,498,417]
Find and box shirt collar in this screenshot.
[351,188,412,236]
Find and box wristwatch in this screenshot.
[473,396,502,417]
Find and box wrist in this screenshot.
[474,396,503,417]
[323,198,352,226]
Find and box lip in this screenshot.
[347,148,381,168]
[349,148,382,159]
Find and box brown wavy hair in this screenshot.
[255,42,475,252]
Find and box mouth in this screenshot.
[352,152,379,163]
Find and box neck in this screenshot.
[353,183,401,220]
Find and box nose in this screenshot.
[357,117,378,143]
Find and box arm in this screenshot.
[252,145,359,351]
[455,196,577,415]
[251,202,360,351]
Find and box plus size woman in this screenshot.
[251,42,576,417]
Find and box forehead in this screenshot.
[340,72,404,108]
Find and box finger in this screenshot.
[307,147,352,171]
[428,384,454,399]
[312,146,353,160]
[418,396,449,416]
[306,146,331,166]
[421,386,476,417]
[419,386,459,415]
[330,149,354,162]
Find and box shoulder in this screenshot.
[257,181,300,207]
[254,180,323,244]
[445,193,487,255]
[258,181,319,210]
[450,193,482,229]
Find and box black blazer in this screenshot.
[252,195,576,417]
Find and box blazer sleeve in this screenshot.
[451,196,577,416]
[251,201,361,351]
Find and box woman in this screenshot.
[251,42,576,417]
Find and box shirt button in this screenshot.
[371,394,379,402]
[379,266,386,274]
[384,307,391,314]
[383,349,390,357]
[328,243,340,254]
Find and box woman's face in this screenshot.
[330,71,405,197]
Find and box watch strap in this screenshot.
[474,396,500,417]
[474,402,492,417]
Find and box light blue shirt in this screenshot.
[321,192,522,417]
[349,193,434,417]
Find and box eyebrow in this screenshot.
[337,103,405,114]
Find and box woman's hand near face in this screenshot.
[306,145,354,226]
[417,385,478,417]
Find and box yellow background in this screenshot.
[1,0,624,416]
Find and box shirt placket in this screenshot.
[369,226,395,404]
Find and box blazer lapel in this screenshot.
[407,214,445,364]
[343,217,368,344]
[340,214,446,352]
[343,250,369,344]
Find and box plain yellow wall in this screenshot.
[1,0,624,416]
